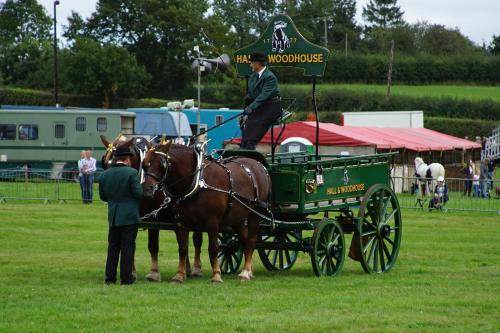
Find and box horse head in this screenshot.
[414,157,429,178]
[142,138,172,198]
[414,157,424,169]
[100,134,150,170]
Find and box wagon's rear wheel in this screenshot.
[258,230,300,271]
[357,184,402,274]
[311,219,345,277]
[217,233,242,274]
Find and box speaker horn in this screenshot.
[191,54,230,76]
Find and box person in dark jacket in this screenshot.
[429,176,449,210]
[99,146,143,285]
[240,51,282,150]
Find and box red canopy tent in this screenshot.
[226,121,481,152]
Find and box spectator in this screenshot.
[77,151,86,201]
[480,159,489,198]
[472,173,481,197]
[463,160,474,197]
[429,176,448,210]
[487,156,496,193]
[80,150,97,203]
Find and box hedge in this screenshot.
[0,87,170,109]
[199,84,500,120]
[273,54,500,84]
[290,112,496,138]
[423,117,497,139]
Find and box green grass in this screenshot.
[283,84,500,102]
[0,203,498,332]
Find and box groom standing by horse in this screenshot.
[99,146,143,285]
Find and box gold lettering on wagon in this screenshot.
[327,183,365,195]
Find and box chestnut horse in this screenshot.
[99,135,203,281]
[142,140,271,283]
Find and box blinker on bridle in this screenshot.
[144,149,170,187]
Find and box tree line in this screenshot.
[0,0,499,106]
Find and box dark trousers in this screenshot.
[241,98,282,150]
[464,178,472,196]
[105,223,138,284]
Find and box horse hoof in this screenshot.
[238,270,251,281]
[145,271,161,282]
[211,276,223,284]
[170,276,184,284]
[190,267,203,278]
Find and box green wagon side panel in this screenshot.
[268,152,396,214]
[270,170,302,202]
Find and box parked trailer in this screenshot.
[0,108,135,169]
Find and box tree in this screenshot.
[363,25,416,54]
[330,0,361,53]
[212,0,281,48]
[65,0,230,96]
[489,35,500,55]
[0,0,53,87]
[362,0,405,28]
[416,23,478,55]
[63,38,151,107]
[0,0,52,45]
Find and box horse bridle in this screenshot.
[143,150,170,193]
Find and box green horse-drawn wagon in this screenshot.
[217,150,401,277]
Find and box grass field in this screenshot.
[283,84,500,102]
[0,203,498,332]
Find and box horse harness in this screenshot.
[141,143,271,222]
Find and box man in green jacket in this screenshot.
[241,51,282,150]
[99,146,143,285]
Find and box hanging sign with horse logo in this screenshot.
[234,14,330,77]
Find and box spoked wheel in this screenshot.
[311,219,345,277]
[217,233,243,274]
[258,230,301,271]
[357,184,402,274]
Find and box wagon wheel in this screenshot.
[310,219,345,277]
[357,184,402,274]
[217,233,243,274]
[258,230,301,271]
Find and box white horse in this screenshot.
[414,157,445,196]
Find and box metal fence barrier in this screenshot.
[0,169,102,203]
[392,176,499,214]
[1,169,498,214]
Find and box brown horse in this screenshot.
[99,135,204,282]
[142,140,271,283]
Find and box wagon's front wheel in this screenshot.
[217,233,242,274]
[258,230,300,271]
[356,184,402,274]
[311,219,345,277]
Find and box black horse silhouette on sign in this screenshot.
[272,20,290,54]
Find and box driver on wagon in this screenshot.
[240,51,282,150]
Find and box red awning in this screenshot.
[226,121,481,152]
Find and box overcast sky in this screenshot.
[39,0,500,46]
